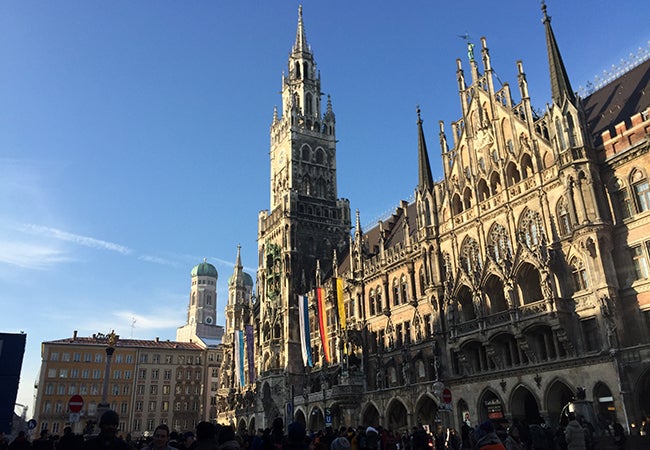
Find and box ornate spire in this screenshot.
[293,5,309,54]
[235,244,242,269]
[541,1,575,105]
[416,106,434,192]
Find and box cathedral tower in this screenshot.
[176,259,224,344]
[256,6,351,425]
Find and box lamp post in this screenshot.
[98,330,119,416]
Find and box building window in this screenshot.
[139,369,147,379]
[140,354,148,364]
[124,370,131,380]
[50,352,59,361]
[151,369,159,380]
[55,402,63,413]
[115,354,123,363]
[571,258,589,291]
[84,353,92,362]
[152,354,160,364]
[62,353,70,362]
[135,401,143,412]
[57,384,65,395]
[401,275,408,304]
[47,369,56,378]
[162,385,170,395]
[557,198,572,236]
[581,318,601,352]
[95,354,103,363]
[113,370,120,379]
[73,353,81,362]
[123,385,129,395]
[125,355,133,363]
[92,370,101,379]
[137,385,145,395]
[631,245,650,280]
[71,369,78,379]
[634,180,650,212]
[59,369,68,378]
[149,401,156,412]
[133,419,141,432]
[164,370,171,380]
[150,385,158,395]
[82,370,89,379]
[45,383,54,395]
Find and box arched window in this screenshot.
[452,193,463,215]
[369,290,376,316]
[521,153,533,179]
[295,61,301,79]
[306,93,313,115]
[392,279,399,307]
[460,237,482,275]
[401,275,408,304]
[490,172,502,195]
[570,258,589,291]
[419,268,426,296]
[478,179,490,201]
[566,114,576,147]
[303,62,309,80]
[519,210,543,248]
[631,169,650,213]
[206,294,212,305]
[555,117,566,150]
[302,146,311,161]
[487,224,512,263]
[315,148,325,164]
[463,187,473,209]
[557,197,572,236]
[506,162,521,186]
[376,288,383,313]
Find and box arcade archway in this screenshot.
[546,379,574,428]
[386,399,409,431]
[510,385,540,423]
[362,403,381,428]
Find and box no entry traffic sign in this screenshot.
[442,388,452,404]
[68,395,84,413]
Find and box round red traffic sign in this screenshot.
[442,388,452,404]
[68,395,84,413]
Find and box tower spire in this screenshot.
[293,5,309,54]
[541,1,575,105]
[416,106,434,192]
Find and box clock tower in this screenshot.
[256,6,351,426]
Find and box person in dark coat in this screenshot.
[9,431,31,450]
[82,410,128,450]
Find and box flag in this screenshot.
[245,324,256,383]
[234,330,245,386]
[298,294,313,367]
[335,277,346,329]
[317,287,331,363]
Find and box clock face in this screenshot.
[205,316,213,325]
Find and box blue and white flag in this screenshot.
[299,294,313,367]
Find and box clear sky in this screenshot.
[2,1,648,417]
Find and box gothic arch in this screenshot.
[361,402,381,427]
[414,393,438,425]
[457,285,476,321]
[517,208,544,249]
[315,147,325,164]
[556,196,572,236]
[545,378,575,427]
[515,262,543,304]
[452,192,463,214]
[477,178,490,201]
[309,406,324,431]
[509,384,541,423]
[520,153,534,179]
[483,274,508,313]
[459,235,482,276]
[477,388,505,423]
[486,222,512,265]
[463,187,473,209]
[506,161,521,186]
[301,144,312,161]
[593,381,615,422]
[385,397,409,431]
[237,418,247,434]
[490,171,502,195]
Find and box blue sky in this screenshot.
[2,1,648,416]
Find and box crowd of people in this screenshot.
[0,410,632,450]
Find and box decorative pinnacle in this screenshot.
[541,0,550,22]
[416,105,422,123]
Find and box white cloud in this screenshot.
[138,254,175,266]
[22,224,131,255]
[0,240,73,269]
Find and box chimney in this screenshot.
[155,337,159,343]
[73,330,78,340]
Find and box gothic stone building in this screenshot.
[214,5,650,435]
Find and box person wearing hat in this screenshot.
[83,410,128,450]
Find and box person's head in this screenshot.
[183,432,195,448]
[218,426,235,445]
[152,425,170,450]
[330,437,350,450]
[287,422,306,444]
[196,422,215,441]
[99,410,120,438]
[63,427,73,436]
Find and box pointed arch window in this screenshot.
[489,172,502,195]
[400,275,408,304]
[452,193,463,215]
[306,93,313,115]
[424,198,432,226]
[519,209,544,248]
[633,174,650,213]
[460,237,482,275]
[566,114,577,147]
[555,117,566,150]
[557,197,572,236]
[392,279,399,307]
[419,268,426,296]
[505,162,521,186]
[369,289,376,316]
[487,224,512,264]
[376,288,383,313]
[521,153,533,179]
[463,187,473,209]
[570,258,589,291]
